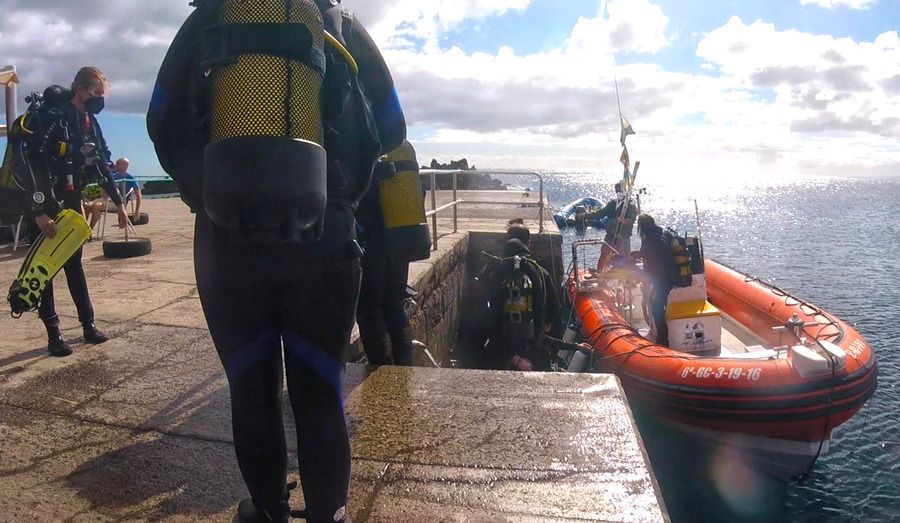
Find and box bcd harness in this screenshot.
[499,256,546,340]
[148,0,381,243]
[2,85,119,216]
[663,228,694,287]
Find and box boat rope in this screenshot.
[717,260,845,345]
[848,399,874,465]
[581,316,699,367]
[787,322,840,483]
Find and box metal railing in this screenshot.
[419,169,547,251]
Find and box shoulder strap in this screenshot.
[200,22,326,76]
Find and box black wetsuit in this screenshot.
[150,2,406,521]
[194,206,359,521]
[22,91,122,330]
[480,239,559,370]
[354,178,414,366]
[639,224,674,346]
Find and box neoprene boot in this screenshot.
[388,324,414,366]
[45,317,72,357]
[83,322,109,344]
[237,480,305,523]
[359,317,392,365]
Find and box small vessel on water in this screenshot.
[553,196,605,229]
[564,236,878,479]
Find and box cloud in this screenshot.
[799,0,877,9]
[346,0,531,50]
[791,113,900,136]
[882,75,900,95]
[1,1,193,113]
[606,0,670,53]
[3,1,897,179]
[697,18,900,139]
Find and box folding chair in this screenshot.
[97,180,136,241]
[1,211,27,251]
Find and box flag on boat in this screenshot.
[620,113,635,146]
[620,145,630,170]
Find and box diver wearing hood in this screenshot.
[477,226,560,371]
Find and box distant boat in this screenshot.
[553,196,606,229]
[565,242,878,479]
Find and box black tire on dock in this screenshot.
[102,237,152,258]
[129,212,150,226]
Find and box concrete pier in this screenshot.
[0,196,666,521]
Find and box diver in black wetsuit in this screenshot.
[148,1,405,522]
[477,225,560,371]
[21,69,129,356]
[355,149,420,366]
[634,214,674,346]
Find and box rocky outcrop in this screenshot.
[421,158,506,190]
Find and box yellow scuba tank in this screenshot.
[378,140,431,261]
[200,0,328,241]
[500,256,536,340]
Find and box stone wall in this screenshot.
[348,229,563,368]
[406,234,468,366]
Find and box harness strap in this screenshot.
[390,160,419,172]
[200,22,326,76]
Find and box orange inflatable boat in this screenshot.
[566,239,878,478]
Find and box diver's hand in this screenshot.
[116,205,128,229]
[34,214,57,238]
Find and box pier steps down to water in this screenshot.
[0,194,666,521]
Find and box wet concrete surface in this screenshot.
[0,197,665,521]
[346,367,666,522]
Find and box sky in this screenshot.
[1,0,899,180]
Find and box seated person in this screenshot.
[81,183,105,231]
[111,157,142,222]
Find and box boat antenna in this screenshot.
[608,78,637,256]
[694,199,704,260]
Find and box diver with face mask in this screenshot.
[17,67,129,356]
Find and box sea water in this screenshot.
[533,171,900,522]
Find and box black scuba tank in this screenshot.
[201,0,328,242]
[665,229,693,287]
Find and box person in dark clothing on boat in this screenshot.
[478,227,560,371]
[589,182,638,262]
[633,214,674,346]
[147,2,405,522]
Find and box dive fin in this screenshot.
[8,209,91,315]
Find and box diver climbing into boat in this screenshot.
[474,224,560,371]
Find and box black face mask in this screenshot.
[84,96,105,114]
